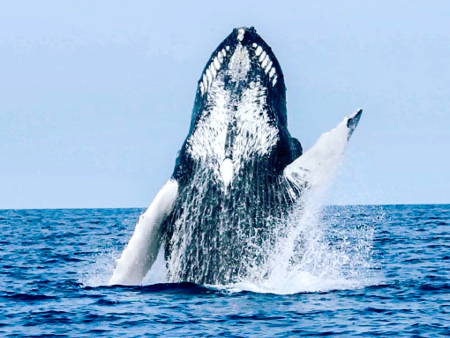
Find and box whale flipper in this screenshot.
[284,109,362,188]
[108,180,178,286]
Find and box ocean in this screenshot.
[0,204,448,337]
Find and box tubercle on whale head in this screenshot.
[189,26,289,132]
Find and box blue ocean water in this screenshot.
[0,205,448,337]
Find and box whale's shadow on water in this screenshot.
[84,282,215,295]
[84,279,383,297]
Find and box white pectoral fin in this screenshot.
[284,108,362,188]
[108,179,179,286]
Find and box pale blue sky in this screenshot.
[1,1,449,209]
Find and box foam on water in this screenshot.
[80,249,119,287]
[81,241,169,287]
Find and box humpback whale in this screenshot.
[109,27,362,286]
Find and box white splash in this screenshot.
[133,185,378,294]
[79,249,118,287]
[218,198,378,295]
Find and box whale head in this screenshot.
[174,27,299,187]
[191,27,287,129]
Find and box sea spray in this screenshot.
[205,184,377,294]
[80,249,118,287]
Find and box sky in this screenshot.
[1,1,449,209]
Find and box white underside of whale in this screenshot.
[108,180,178,286]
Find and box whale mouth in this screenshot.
[197,27,285,98]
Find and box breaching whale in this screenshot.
[109,27,362,286]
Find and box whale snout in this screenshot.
[232,26,258,43]
[197,26,284,99]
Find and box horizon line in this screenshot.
[1,202,449,211]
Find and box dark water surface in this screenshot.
[1,205,449,337]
